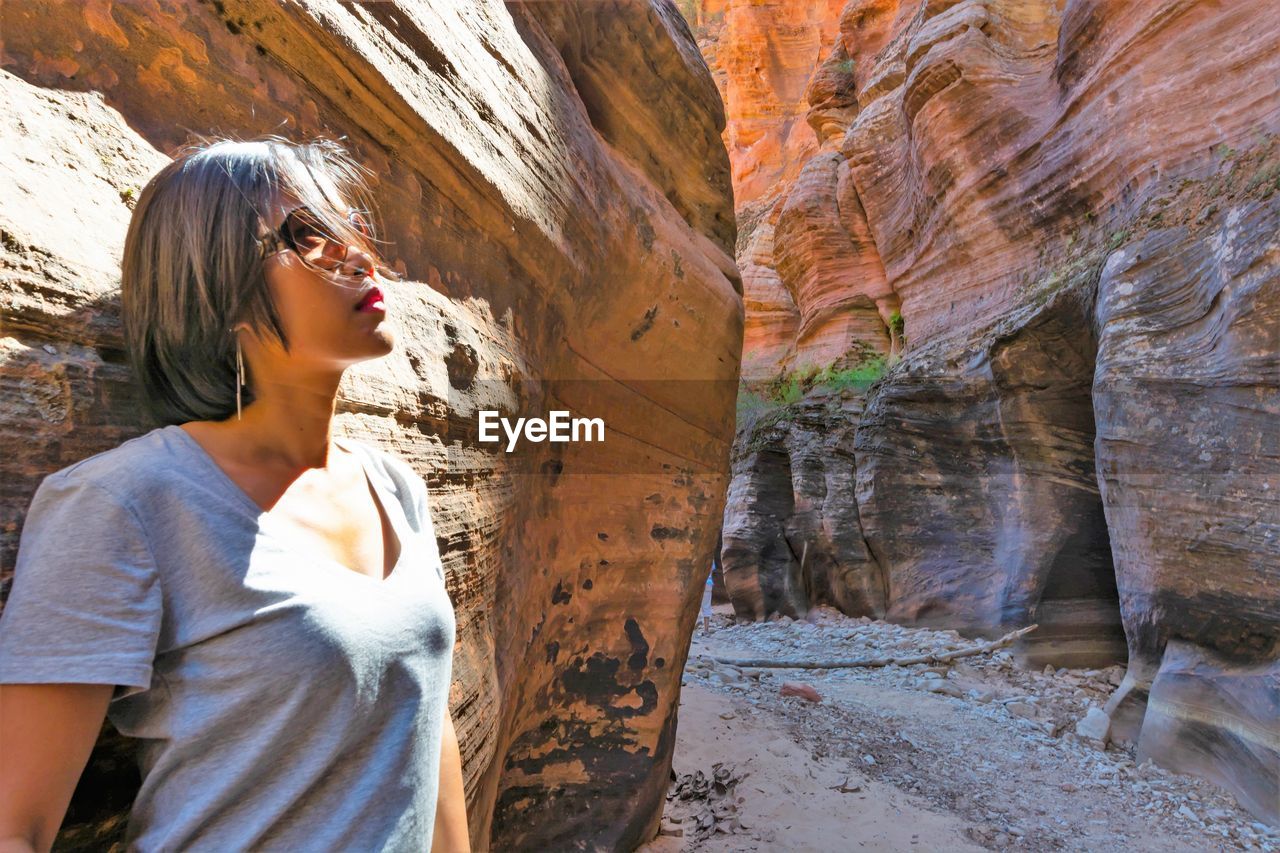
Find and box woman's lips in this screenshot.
[355,285,385,313]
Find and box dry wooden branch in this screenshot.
[699,623,1038,670]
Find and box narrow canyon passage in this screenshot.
[0,1,1274,849]
[684,0,1279,842]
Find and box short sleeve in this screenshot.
[0,472,162,699]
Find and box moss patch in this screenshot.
[734,348,886,455]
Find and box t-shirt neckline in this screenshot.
[164,424,409,583]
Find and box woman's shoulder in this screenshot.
[39,426,184,502]
[18,427,190,550]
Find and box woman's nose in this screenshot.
[341,241,377,277]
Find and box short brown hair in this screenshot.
[121,135,386,425]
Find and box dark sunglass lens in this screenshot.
[281,211,338,269]
[285,211,325,251]
[277,207,379,275]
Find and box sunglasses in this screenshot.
[259,206,403,283]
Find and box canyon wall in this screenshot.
[0,1,742,848]
[711,0,1278,824]
[690,0,854,379]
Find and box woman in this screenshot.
[699,572,714,633]
[0,136,469,852]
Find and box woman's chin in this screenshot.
[359,315,396,348]
[371,325,397,354]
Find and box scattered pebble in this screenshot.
[678,605,1275,852]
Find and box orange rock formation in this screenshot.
[710,0,1279,825]
[691,0,853,379]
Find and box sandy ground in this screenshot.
[637,605,1278,853]
[639,679,985,852]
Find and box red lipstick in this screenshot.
[355,286,385,313]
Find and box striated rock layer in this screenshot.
[697,0,845,210]
[1091,169,1280,822]
[854,283,1124,669]
[690,0,852,380]
[723,386,885,622]
[713,0,1278,824]
[0,1,742,848]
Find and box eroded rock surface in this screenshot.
[1092,177,1280,823]
[722,385,883,622]
[705,0,1279,824]
[855,284,1124,669]
[689,0,851,380]
[0,2,742,848]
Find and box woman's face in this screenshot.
[247,191,397,377]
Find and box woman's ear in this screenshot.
[230,323,259,356]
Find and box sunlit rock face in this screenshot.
[689,0,849,380]
[708,0,1278,823]
[0,2,742,848]
[689,0,844,209]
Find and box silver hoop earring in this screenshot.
[235,337,244,421]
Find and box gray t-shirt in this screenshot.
[0,424,456,851]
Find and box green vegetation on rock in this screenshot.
[734,351,888,453]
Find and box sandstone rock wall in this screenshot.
[723,388,883,621]
[854,283,1123,665]
[709,0,1278,824]
[1090,164,1280,822]
[690,0,844,210]
[0,2,742,848]
[690,0,850,380]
